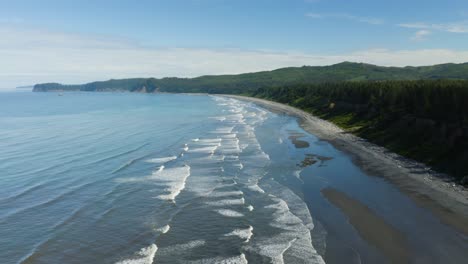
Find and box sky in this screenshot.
[1,0,468,88]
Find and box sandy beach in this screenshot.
[321,188,410,263]
[225,95,468,235]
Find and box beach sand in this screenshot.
[224,95,468,235]
[322,187,410,263]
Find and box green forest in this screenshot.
[248,80,468,182]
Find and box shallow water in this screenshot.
[0,92,466,264]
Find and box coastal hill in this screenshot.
[33,62,468,93]
[33,62,468,183]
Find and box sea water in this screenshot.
[0,92,324,264]
[1,91,467,264]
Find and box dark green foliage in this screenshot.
[250,80,468,182]
[33,62,468,93]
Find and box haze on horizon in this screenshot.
[1,0,468,88]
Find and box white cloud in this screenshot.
[1,27,468,88]
[306,12,384,25]
[411,30,431,41]
[398,21,468,33]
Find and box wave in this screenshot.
[154,166,191,202]
[208,190,244,198]
[294,170,304,183]
[250,188,324,264]
[206,197,245,206]
[254,239,297,264]
[224,226,253,243]
[247,184,265,194]
[212,126,235,134]
[145,156,177,164]
[0,179,103,223]
[157,240,206,255]
[155,225,170,234]
[196,138,222,144]
[93,143,151,166]
[215,209,244,218]
[115,244,157,264]
[209,115,227,122]
[0,183,45,203]
[188,146,218,154]
[187,254,248,264]
[111,156,142,174]
[118,165,191,203]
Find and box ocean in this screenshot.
[0,92,466,264]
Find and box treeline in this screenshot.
[33,62,468,93]
[249,80,468,182]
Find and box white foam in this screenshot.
[221,133,237,139]
[197,138,222,144]
[115,244,157,264]
[187,254,248,264]
[207,197,245,206]
[212,126,234,134]
[254,240,294,264]
[224,226,253,243]
[146,156,177,164]
[247,184,265,194]
[211,116,227,122]
[156,225,170,234]
[188,146,218,154]
[155,166,191,201]
[247,205,254,211]
[216,209,244,218]
[118,165,191,202]
[157,240,206,255]
[209,191,243,198]
[192,138,200,142]
[253,194,324,263]
[294,170,304,183]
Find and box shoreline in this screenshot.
[224,94,468,235]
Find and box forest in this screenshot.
[248,80,468,182]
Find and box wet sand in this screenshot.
[288,131,310,148]
[322,188,410,263]
[225,95,468,235]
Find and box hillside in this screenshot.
[33,62,468,93]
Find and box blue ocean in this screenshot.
[0,92,466,264]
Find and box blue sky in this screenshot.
[1,0,468,88]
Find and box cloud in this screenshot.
[2,26,468,88]
[306,13,383,25]
[411,30,431,41]
[398,21,468,33]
